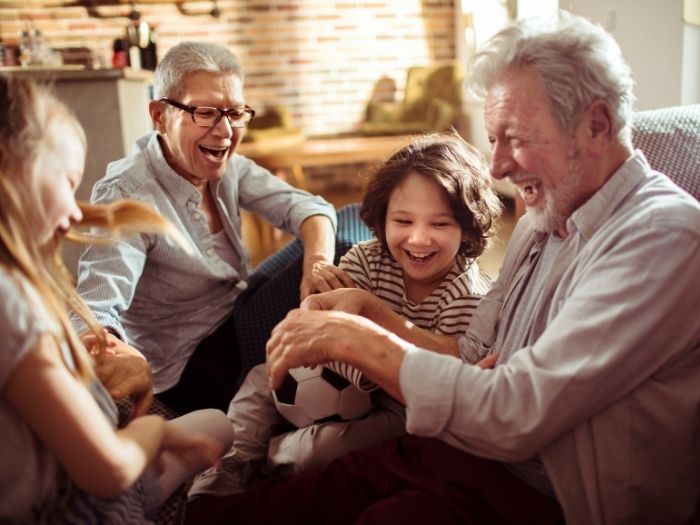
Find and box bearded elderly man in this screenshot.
[185,11,700,525]
[73,41,351,416]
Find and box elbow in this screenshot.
[71,454,144,498]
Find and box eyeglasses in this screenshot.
[159,97,255,128]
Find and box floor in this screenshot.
[242,186,517,282]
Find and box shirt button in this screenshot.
[194,212,202,220]
[206,248,215,257]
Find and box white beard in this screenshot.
[528,146,584,234]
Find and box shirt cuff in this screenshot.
[400,345,463,437]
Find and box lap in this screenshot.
[186,435,564,525]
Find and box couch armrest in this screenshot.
[233,204,373,383]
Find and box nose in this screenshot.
[211,113,234,137]
[407,224,431,246]
[490,141,515,181]
[70,199,83,225]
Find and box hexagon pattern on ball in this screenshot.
[273,366,373,428]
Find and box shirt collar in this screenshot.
[566,150,649,240]
[145,131,204,205]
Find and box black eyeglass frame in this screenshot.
[159,97,255,128]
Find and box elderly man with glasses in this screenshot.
[72,41,344,416]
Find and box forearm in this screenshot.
[6,340,166,498]
[363,296,459,356]
[334,321,409,403]
[299,214,336,267]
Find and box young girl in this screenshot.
[0,76,233,523]
[189,131,502,499]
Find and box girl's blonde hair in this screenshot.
[0,75,183,381]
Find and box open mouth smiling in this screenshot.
[406,250,436,262]
[199,145,229,159]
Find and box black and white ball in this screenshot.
[273,366,373,428]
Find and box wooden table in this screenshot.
[237,134,416,263]
[236,134,416,188]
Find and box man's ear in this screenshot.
[149,99,166,134]
[588,99,614,143]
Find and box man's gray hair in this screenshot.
[152,41,243,100]
[468,10,635,143]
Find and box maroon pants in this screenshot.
[185,435,564,525]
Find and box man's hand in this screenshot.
[266,308,407,401]
[81,330,154,419]
[300,259,356,299]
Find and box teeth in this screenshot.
[200,145,228,158]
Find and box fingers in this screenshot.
[333,267,356,288]
[301,264,356,299]
[130,390,154,420]
[477,353,499,369]
[95,359,118,390]
[300,295,327,311]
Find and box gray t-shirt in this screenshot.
[0,268,64,520]
[0,268,153,524]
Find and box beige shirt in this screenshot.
[400,152,700,524]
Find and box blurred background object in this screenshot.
[359,62,466,136]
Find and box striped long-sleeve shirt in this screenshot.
[325,239,491,391]
[339,239,491,340]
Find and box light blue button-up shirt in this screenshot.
[74,132,336,392]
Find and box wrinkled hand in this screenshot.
[300,259,355,300]
[161,423,224,470]
[82,330,154,419]
[301,287,388,317]
[266,308,380,390]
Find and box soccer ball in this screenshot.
[273,366,373,428]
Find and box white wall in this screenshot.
[562,0,686,110]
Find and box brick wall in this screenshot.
[1,0,457,136]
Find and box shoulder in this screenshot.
[342,240,394,268]
[636,170,700,230]
[96,139,171,204]
[351,239,383,257]
[100,150,151,199]
[0,270,56,388]
[596,168,700,252]
[436,263,489,307]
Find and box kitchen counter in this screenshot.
[0,65,154,82]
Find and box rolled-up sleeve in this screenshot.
[234,155,337,236]
[400,346,464,436]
